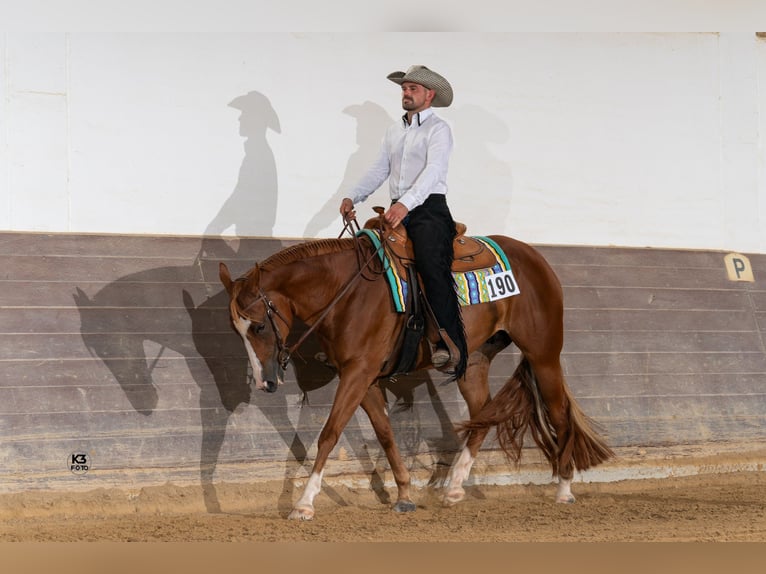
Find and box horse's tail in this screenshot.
[456,356,614,474]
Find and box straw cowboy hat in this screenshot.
[387,65,453,107]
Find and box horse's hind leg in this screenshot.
[533,355,614,503]
[358,383,416,513]
[443,336,508,506]
[529,358,578,503]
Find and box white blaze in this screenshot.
[233,316,266,389]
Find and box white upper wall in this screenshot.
[1,32,765,252]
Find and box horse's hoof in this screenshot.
[392,500,416,513]
[556,495,576,504]
[288,506,315,520]
[442,488,465,507]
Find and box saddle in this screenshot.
[362,206,482,378]
[363,206,497,277]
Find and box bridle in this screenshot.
[234,215,387,370]
[233,288,294,370]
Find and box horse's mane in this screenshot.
[260,237,356,270]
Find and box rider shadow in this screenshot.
[205,90,281,238]
[447,103,514,235]
[303,101,394,238]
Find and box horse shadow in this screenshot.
[73,235,462,514]
[71,238,298,512]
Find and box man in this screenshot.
[339,65,467,379]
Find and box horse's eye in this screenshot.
[250,322,265,334]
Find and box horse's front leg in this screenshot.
[359,382,416,513]
[288,368,376,521]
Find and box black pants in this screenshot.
[403,194,467,378]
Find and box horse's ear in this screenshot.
[219,262,234,295]
[73,287,92,306]
[181,289,195,312]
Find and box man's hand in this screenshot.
[384,202,409,229]
[339,198,356,221]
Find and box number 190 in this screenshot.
[487,273,518,299]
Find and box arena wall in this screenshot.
[1,231,764,495]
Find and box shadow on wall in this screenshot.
[73,239,283,513]
[448,104,514,236]
[303,101,514,239]
[303,101,395,238]
[205,91,281,238]
[73,91,462,516]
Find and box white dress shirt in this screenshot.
[347,107,453,212]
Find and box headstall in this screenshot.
[234,215,386,371]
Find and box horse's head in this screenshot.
[73,287,161,414]
[219,262,292,393]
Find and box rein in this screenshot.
[337,215,360,239]
[239,215,385,370]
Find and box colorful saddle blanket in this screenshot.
[357,229,519,313]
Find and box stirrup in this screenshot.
[431,329,460,371]
[432,347,450,369]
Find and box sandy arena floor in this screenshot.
[2,467,765,542]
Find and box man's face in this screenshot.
[401,82,434,113]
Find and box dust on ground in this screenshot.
[2,469,765,542]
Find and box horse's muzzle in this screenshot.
[263,380,279,393]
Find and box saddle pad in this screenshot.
[358,230,514,312]
[358,229,407,312]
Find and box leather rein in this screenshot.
[236,215,385,370]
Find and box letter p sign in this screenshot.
[724,253,755,282]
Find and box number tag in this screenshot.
[484,269,521,301]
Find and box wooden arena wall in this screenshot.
[1,232,765,493]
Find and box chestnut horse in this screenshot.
[219,227,613,520]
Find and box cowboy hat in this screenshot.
[387,65,453,107]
